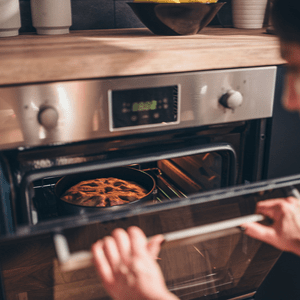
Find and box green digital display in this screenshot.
[112,85,177,128]
[132,100,157,112]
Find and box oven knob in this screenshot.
[219,90,243,109]
[38,106,59,129]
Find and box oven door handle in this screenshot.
[53,233,94,273]
[53,213,264,272]
[54,185,300,272]
[161,185,300,248]
[160,214,264,249]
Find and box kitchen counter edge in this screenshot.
[0,27,286,86]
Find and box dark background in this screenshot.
[255,66,300,300]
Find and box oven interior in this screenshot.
[32,151,225,222]
[0,118,267,230]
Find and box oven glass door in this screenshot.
[1,175,296,300]
[56,180,288,300]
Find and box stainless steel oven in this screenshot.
[0,66,286,300]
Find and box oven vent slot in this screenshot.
[173,85,178,120]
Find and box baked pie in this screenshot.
[61,177,148,207]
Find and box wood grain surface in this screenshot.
[0,27,286,86]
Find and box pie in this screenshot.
[61,177,148,207]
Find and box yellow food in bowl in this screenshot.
[134,0,218,3]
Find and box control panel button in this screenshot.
[131,115,138,122]
[38,106,59,129]
[153,112,160,119]
[219,90,243,109]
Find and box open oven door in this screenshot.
[2,175,300,300]
[50,177,299,300]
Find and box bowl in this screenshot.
[127,2,226,35]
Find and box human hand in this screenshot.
[242,197,300,256]
[92,226,179,300]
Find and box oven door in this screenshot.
[1,174,299,300]
[51,178,294,300]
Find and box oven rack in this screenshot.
[31,153,225,225]
[32,165,189,223]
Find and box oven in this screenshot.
[0,66,287,300]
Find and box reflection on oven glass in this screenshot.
[159,152,222,195]
[138,188,285,300]
[151,199,240,299]
[82,187,283,300]
[31,176,286,300]
[160,233,261,300]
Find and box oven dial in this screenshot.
[38,106,59,129]
[219,90,243,109]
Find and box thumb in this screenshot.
[147,234,164,258]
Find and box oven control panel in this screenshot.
[0,66,276,150]
[110,85,178,130]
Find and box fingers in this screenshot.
[147,234,164,258]
[113,227,164,260]
[255,198,288,221]
[127,226,149,257]
[285,196,300,205]
[242,197,300,249]
[93,226,162,282]
[92,230,131,284]
[241,199,288,244]
[242,222,277,246]
[112,228,132,266]
[102,236,122,273]
[92,240,114,284]
[113,226,164,259]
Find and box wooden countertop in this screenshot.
[0,27,286,86]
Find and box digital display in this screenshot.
[132,100,157,112]
[111,85,178,129]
